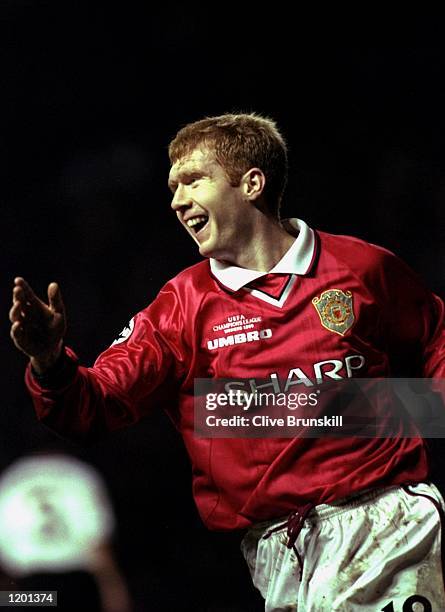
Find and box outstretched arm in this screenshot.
[11,277,187,441]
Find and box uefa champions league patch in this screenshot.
[312,289,354,336]
[112,317,135,345]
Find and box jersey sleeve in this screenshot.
[25,282,190,442]
[370,248,445,378]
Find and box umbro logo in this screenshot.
[207,328,273,351]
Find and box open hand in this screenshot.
[10,277,66,373]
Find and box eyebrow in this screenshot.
[168,168,206,191]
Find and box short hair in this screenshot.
[168,113,288,218]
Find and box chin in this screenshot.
[198,239,219,259]
[198,244,213,258]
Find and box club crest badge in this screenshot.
[312,289,354,336]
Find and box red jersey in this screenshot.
[25,219,445,530]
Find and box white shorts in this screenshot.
[241,483,445,611]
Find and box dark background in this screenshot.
[1,4,444,610]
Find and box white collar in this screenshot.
[209,218,316,291]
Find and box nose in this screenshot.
[171,184,192,213]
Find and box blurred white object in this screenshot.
[0,454,115,576]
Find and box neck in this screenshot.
[224,216,296,271]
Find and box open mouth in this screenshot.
[186,215,209,235]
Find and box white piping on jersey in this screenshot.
[209,218,316,291]
[242,274,298,308]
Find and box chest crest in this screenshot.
[312,289,355,336]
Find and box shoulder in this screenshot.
[136,259,213,323]
[317,229,432,308]
[317,229,395,272]
[161,259,212,292]
[125,263,209,338]
[316,229,415,288]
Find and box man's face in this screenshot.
[168,147,250,261]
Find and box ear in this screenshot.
[241,168,266,201]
